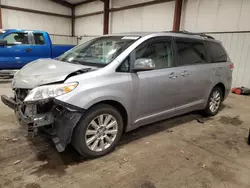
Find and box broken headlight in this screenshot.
[24,82,78,102]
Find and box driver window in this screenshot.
[135,40,174,69]
[3,33,29,45]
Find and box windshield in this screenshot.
[58,36,139,66]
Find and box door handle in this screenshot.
[26,48,32,52]
[169,72,178,79]
[181,71,190,77]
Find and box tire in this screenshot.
[204,86,223,116]
[71,104,123,158]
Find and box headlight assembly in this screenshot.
[24,82,78,102]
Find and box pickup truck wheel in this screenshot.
[71,104,123,158]
[204,87,222,116]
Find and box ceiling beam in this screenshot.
[49,0,73,8]
[1,5,72,18]
[75,0,99,6]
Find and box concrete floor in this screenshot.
[1,81,250,188]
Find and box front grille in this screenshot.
[15,89,30,102]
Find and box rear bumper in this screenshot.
[1,95,84,152]
[224,89,231,101]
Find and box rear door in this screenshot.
[173,37,212,114]
[28,32,51,61]
[0,32,33,69]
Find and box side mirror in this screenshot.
[0,40,7,46]
[132,58,155,72]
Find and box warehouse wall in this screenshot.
[75,1,103,43]
[1,0,76,45]
[110,0,175,33]
[181,0,250,88]
[74,0,176,43]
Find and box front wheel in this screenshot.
[204,87,223,116]
[71,104,123,158]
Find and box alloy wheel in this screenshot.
[209,90,221,113]
[85,114,118,152]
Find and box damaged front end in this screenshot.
[1,87,84,152]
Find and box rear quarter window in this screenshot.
[34,33,45,45]
[206,41,227,63]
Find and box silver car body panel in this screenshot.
[12,58,96,89]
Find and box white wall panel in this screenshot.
[211,33,250,88]
[1,0,71,15]
[75,1,103,16]
[181,0,250,32]
[238,0,250,31]
[110,1,175,33]
[2,9,72,35]
[75,14,103,36]
[50,35,77,45]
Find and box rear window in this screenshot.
[206,41,227,63]
[34,33,45,45]
[176,39,206,66]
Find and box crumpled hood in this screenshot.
[12,58,96,89]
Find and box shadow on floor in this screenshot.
[27,104,228,176]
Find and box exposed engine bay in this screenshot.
[1,67,94,152]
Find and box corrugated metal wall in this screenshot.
[75,1,103,42]
[110,0,175,33]
[181,0,250,88]
[1,0,76,45]
[74,0,176,43]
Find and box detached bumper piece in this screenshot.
[52,99,84,152]
[1,95,17,110]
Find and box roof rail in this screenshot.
[169,30,215,40]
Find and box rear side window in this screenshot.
[206,41,227,63]
[176,39,206,66]
[34,33,45,45]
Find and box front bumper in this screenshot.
[1,95,84,152]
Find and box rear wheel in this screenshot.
[71,104,123,158]
[204,87,223,116]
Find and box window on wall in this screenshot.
[3,33,29,45]
[176,39,206,66]
[135,40,174,69]
[34,33,45,45]
[206,41,227,63]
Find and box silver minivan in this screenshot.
[1,31,233,158]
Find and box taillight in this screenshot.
[230,63,234,71]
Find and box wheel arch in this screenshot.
[213,82,226,99]
[87,100,128,132]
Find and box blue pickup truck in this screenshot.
[0,29,75,70]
